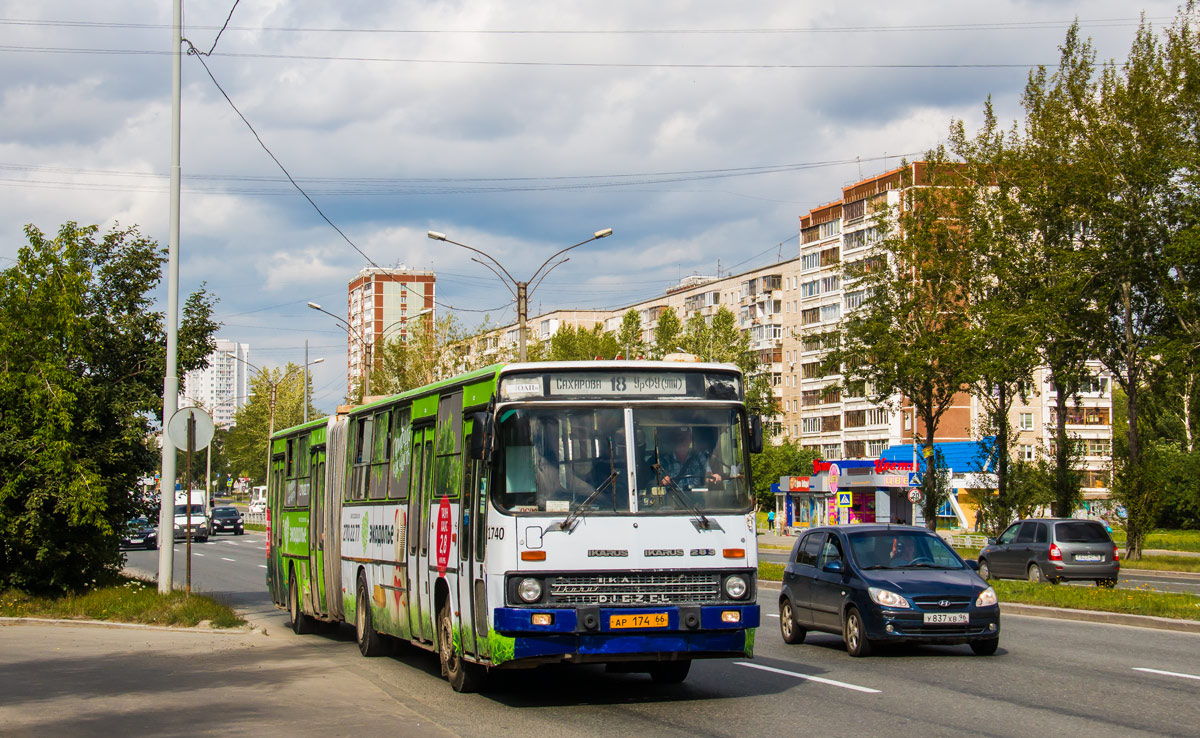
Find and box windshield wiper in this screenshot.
[652,430,716,532]
[548,439,619,534]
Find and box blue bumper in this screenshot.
[493,604,759,660]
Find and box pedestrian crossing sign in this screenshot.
[837,492,852,508]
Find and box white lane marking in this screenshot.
[258,564,267,569]
[729,662,883,691]
[194,553,205,557]
[221,557,236,562]
[766,613,780,618]
[735,662,881,693]
[1133,667,1200,682]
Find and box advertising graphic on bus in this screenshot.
[267,361,762,692]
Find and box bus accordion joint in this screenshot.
[722,548,745,559]
[521,551,547,561]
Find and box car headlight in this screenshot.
[868,587,910,609]
[976,587,998,607]
[517,578,543,603]
[724,574,748,599]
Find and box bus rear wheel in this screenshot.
[355,573,387,657]
[439,602,485,693]
[288,572,314,635]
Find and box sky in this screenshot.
[0,1,1187,412]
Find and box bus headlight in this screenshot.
[724,575,748,599]
[518,578,543,603]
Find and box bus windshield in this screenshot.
[493,405,750,515]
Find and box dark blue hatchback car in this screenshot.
[778,525,1000,656]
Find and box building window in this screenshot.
[802,417,821,434]
[801,280,820,297]
[867,408,889,426]
[801,253,820,271]
[1019,412,1034,431]
[821,275,840,292]
[844,410,866,428]
[1020,444,1035,461]
[822,443,842,460]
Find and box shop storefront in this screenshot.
[775,458,922,531]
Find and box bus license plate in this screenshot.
[923,612,968,624]
[609,612,669,629]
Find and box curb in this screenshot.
[1122,567,1200,581]
[0,616,263,635]
[755,581,1200,634]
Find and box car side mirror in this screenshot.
[749,415,764,454]
[965,560,980,571]
[822,560,843,574]
[469,412,492,460]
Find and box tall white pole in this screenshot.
[157,0,183,593]
[304,339,309,423]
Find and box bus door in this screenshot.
[307,446,327,618]
[407,425,434,642]
[457,415,478,657]
[268,454,286,606]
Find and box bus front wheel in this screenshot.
[439,602,485,693]
[649,660,691,684]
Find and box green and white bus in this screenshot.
[268,361,762,692]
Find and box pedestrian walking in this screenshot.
[767,509,775,531]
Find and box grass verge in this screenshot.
[245,523,266,532]
[756,562,1200,620]
[1,575,245,628]
[1110,529,1200,553]
[992,580,1200,621]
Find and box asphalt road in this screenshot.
[105,535,1200,737]
[759,547,1200,595]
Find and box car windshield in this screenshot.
[493,405,750,515]
[214,508,238,517]
[847,530,964,570]
[1055,521,1110,543]
[174,504,204,516]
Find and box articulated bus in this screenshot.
[267,361,763,692]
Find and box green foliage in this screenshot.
[0,222,218,593]
[374,314,480,395]
[546,323,619,361]
[225,364,316,484]
[615,310,645,359]
[750,439,819,509]
[650,307,681,360]
[990,580,1200,621]
[1,575,245,627]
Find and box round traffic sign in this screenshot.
[907,488,923,503]
[167,406,215,451]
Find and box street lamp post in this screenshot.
[427,228,613,361]
[226,353,324,480]
[308,301,376,397]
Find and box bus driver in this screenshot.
[658,426,723,490]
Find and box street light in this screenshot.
[308,301,375,396]
[225,353,324,480]
[427,228,613,361]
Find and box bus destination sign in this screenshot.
[550,372,687,398]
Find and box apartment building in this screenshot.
[346,266,435,396]
[456,162,1113,496]
[179,338,249,429]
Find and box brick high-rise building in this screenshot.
[346,266,435,396]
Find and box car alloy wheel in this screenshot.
[843,607,872,657]
[779,599,806,644]
[1027,564,1044,583]
[978,559,992,580]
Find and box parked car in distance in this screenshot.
[210,506,245,536]
[121,516,158,550]
[779,525,1000,657]
[248,500,266,514]
[978,518,1118,587]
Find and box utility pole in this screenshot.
[516,282,528,362]
[157,0,183,594]
[304,339,309,423]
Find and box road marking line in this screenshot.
[766,613,780,618]
[1133,667,1200,682]
[735,662,881,693]
[194,553,205,557]
[258,564,267,569]
[221,557,236,562]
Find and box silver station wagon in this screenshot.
[978,518,1119,587]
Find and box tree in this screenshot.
[650,307,681,359]
[749,439,820,510]
[829,156,978,529]
[545,323,619,361]
[225,364,315,484]
[615,310,646,359]
[373,314,476,396]
[0,222,218,592]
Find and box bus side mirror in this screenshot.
[749,415,764,454]
[469,412,493,460]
